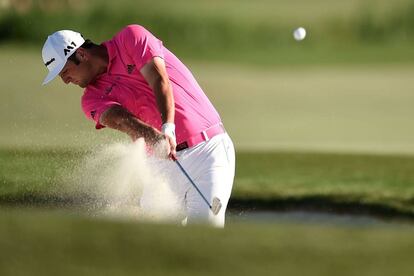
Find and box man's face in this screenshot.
[59,49,95,88]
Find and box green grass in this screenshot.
[1,0,414,65]
[1,46,414,216]
[0,208,413,276]
[1,3,414,272]
[2,48,414,153]
[99,0,411,25]
[235,151,414,215]
[2,149,414,216]
[0,43,413,276]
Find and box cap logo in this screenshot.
[44,58,55,67]
[64,41,77,56]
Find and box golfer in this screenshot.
[41,25,235,227]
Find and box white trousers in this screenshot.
[141,133,235,227]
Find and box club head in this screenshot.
[211,197,222,215]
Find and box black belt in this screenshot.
[176,141,189,152]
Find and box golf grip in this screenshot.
[174,160,212,209]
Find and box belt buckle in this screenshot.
[202,130,209,141]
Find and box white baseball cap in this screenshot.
[42,30,85,85]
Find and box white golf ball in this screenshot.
[293,27,306,41]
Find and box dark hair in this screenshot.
[67,39,98,65]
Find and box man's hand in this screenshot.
[162,122,177,160]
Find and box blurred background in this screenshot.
[1,0,414,153]
[1,2,414,274]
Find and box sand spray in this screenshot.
[62,139,183,223]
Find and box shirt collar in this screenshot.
[102,40,117,73]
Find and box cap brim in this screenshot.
[42,61,66,85]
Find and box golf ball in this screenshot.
[293,27,306,41]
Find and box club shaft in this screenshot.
[175,160,212,209]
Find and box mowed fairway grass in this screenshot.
[2,47,414,153]
[1,208,414,276]
[2,149,414,216]
[1,47,414,274]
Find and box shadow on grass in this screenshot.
[229,197,414,222]
[1,192,414,222]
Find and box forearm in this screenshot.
[100,106,162,144]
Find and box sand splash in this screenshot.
[64,139,182,223]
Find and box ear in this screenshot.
[76,48,88,62]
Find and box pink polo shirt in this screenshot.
[81,24,221,145]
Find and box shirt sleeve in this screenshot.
[81,89,121,129]
[121,25,164,70]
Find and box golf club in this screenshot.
[174,159,222,215]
